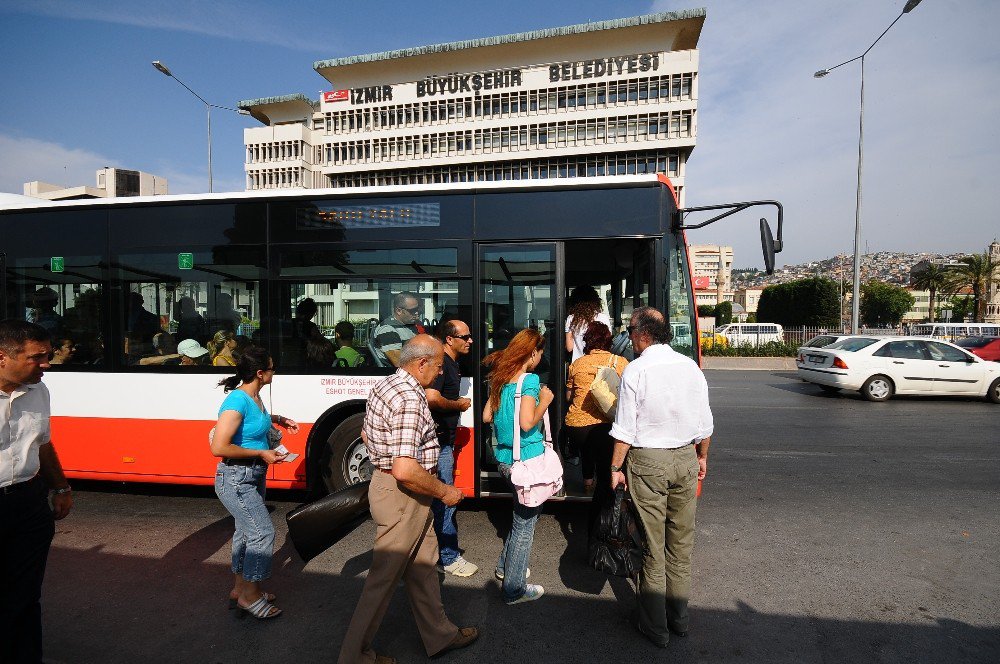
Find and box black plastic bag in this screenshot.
[588,485,645,578]
[286,481,371,563]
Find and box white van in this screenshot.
[715,322,783,346]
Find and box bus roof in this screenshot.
[0,174,671,212]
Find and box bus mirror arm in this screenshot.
[673,200,784,274]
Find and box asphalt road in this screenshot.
[40,371,999,663]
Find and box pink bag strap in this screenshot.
[512,373,551,463]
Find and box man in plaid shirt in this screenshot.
[338,334,479,664]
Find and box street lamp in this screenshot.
[151,60,249,193]
[814,0,923,334]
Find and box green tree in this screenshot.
[860,281,915,327]
[714,301,733,325]
[756,277,840,326]
[938,295,975,323]
[697,304,716,318]
[909,263,950,323]
[944,253,999,322]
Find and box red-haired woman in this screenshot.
[482,328,553,605]
[565,322,627,516]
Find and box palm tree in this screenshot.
[910,263,950,323]
[944,253,1000,322]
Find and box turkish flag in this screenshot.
[323,90,349,103]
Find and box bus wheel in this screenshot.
[319,413,372,493]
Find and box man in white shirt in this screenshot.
[0,320,73,664]
[609,307,713,648]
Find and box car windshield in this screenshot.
[955,337,991,348]
[826,337,878,352]
[803,335,838,348]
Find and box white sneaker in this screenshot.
[494,567,530,581]
[438,556,479,577]
[506,584,544,605]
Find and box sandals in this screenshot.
[236,595,282,619]
[229,591,275,610]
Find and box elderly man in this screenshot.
[609,307,713,648]
[371,291,424,367]
[338,335,479,664]
[0,320,73,664]
[426,319,476,577]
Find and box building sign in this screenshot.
[693,276,711,290]
[417,70,523,98]
[549,53,660,82]
[323,90,349,103]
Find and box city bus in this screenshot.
[1,175,781,498]
[909,322,1000,340]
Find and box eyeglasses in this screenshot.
[450,334,473,342]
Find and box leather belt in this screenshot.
[0,475,42,495]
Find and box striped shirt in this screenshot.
[363,369,439,471]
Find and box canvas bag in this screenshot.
[508,373,564,507]
[589,354,622,420]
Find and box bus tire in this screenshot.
[318,413,371,493]
[860,375,894,402]
[987,378,1000,404]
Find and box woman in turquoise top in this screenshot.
[482,328,554,605]
[209,345,298,620]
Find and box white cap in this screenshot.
[177,339,209,358]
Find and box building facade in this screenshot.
[734,287,763,315]
[239,10,704,204]
[690,244,733,307]
[24,167,168,201]
[988,240,1000,324]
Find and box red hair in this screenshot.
[482,328,545,411]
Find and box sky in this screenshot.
[0,0,997,268]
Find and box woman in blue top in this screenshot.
[482,328,554,604]
[209,345,298,619]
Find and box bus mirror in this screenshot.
[760,218,776,275]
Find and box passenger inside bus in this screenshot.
[174,297,206,342]
[49,336,75,365]
[334,321,365,368]
[137,332,182,366]
[370,291,424,367]
[27,287,63,335]
[177,338,210,366]
[305,329,337,369]
[208,292,242,335]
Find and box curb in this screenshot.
[702,357,797,371]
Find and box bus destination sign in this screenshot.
[297,202,441,230]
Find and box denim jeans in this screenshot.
[215,461,274,582]
[431,441,460,566]
[495,463,542,602]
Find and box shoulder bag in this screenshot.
[589,354,622,420]
[508,373,564,507]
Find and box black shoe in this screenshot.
[668,624,689,638]
[631,611,668,648]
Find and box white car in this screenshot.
[796,336,1000,403]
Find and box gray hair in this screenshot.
[399,334,442,366]
[631,306,672,344]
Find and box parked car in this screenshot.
[715,322,783,346]
[954,336,1000,362]
[700,330,728,349]
[796,336,1000,403]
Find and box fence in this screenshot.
[703,325,905,346]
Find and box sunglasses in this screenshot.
[450,334,473,341]
[401,306,421,315]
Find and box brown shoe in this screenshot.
[434,626,479,657]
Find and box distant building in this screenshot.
[690,244,733,307]
[23,167,168,201]
[902,289,931,322]
[239,10,703,198]
[987,239,1000,324]
[734,287,763,315]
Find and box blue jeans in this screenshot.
[215,461,274,582]
[431,442,460,566]
[495,463,542,602]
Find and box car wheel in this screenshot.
[860,375,894,402]
[987,378,1000,404]
[318,413,371,493]
[819,385,840,394]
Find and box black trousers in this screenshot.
[566,422,614,531]
[0,476,55,664]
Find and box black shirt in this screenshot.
[430,353,462,443]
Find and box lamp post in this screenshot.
[814,0,922,334]
[152,61,249,193]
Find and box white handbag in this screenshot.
[589,354,622,420]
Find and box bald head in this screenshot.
[400,334,445,387]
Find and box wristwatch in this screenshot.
[610,464,622,473]
[51,485,73,495]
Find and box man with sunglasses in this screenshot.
[0,320,73,664]
[426,319,477,577]
[372,291,425,367]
